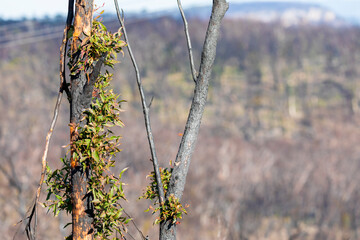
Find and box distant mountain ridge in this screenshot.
[127,1,347,27]
[181,2,346,26]
[228,2,324,13]
[231,2,345,26]
[0,2,350,28]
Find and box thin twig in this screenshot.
[148,96,154,109]
[119,204,148,240]
[60,0,74,101]
[177,0,197,83]
[24,1,74,239]
[126,233,136,240]
[123,210,146,240]
[25,82,64,240]
[114,0,165,204]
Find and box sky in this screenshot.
[1,0,360,21]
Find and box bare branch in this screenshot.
[25,84,64,240]
[60,0,74,101]
[24,1,74,239]
[169,0,228,200]
[148,96,154,109]
[114,0,165,204]
[161,1,228,237]
[177,0,197,83]
[119,204,148,240]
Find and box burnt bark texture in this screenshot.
[160,0,228,239]
[69,0,100,239]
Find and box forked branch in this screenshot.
[161,0,228,238]
[169,0,229,201]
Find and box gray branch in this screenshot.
[176,0,197,83]
[114,0,165,204]
[160,0,228,239]
[24,1,75,239]
[170,0,228,202]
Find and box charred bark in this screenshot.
[69,1,100,239]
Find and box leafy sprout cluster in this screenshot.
[140,167,188,225]
[69,14,126,76]
[45,17,130,239]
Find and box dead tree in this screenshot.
[69,0,97,239]
[115,0,228,239]
[161,1,228,238]
[25,0,101,239]
[25,0,227,239]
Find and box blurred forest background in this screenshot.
[1,2,360,240]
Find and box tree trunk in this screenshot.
[159,0,228,239]
[69,1,97,239]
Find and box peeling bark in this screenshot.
[70,1,97,239]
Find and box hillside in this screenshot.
[226,2,345,26]
[128,2,346,26]
[1,13,360,240]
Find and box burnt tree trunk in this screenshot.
[69,0,101,239]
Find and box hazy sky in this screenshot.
[1,0,360,20]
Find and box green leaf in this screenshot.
[119,168,128,179]
[114,210,122,219]
[109,187,114,198]
[93,150,100,162]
